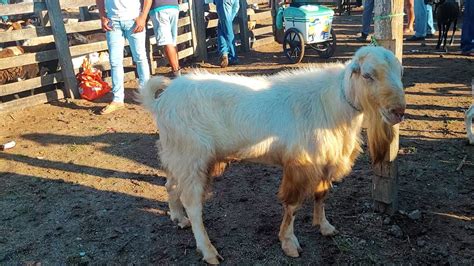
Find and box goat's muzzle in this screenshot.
[384,106,405,125]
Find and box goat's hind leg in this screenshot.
[165,174,190,228]
[313,180,338,236]
[449,19,457,46]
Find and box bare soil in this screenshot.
[1,12,473,264]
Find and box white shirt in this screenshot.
[105,0,141,21]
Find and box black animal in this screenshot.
[434,0,460,51]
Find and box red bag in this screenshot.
[76,58,111,101]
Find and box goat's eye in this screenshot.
[362,73,374,80]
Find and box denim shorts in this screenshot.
[150,8,179,46]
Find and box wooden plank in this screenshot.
[74,57,134,72]
[252,36,275,47]
[252,25,273,37]
[193,0,208,61]
[0,73,63,97]
[178,16,191,28]
[103,71,135,83]
[0,2,46,16]
[178,47,194,60]
[177,31,193,45]
[239,0,250,52]
[249,10,272,21]
[69,41,109,56]
[371,0,404,215]
[60,0,96,8]
[0,50,58,71]
[0,89,64,114]
[65,20,102,33]
[46,0,79,99]
[207,19,218,29]
[247,0,271,4]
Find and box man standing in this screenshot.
[96,0,152,114]
[406,0,435,41]
[355,0,374,42]
[149,0,181,77]
[215,0,240,68]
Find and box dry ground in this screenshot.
[1,11,473,264]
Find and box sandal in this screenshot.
[99,102,125,115]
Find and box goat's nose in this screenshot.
[391,107,405,118]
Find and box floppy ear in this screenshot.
[350,59,361,77]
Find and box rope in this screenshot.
[373,12,405,21]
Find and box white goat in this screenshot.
[140,46,406,264]
[466,104,474,144]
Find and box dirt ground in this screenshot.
[1,11,473,265]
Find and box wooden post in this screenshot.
[238,0,250,52]
[372,0,404,214]
[191,0,207,61]
[45,0,80,99]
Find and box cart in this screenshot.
[275,1,337,63]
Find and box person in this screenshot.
[404,0,415,33]
[96,0,152,114]
[149,0,181,77]
[461,0,474,55]
[355,0,374,42]
[215,0,240,68]
[406,0,435,41]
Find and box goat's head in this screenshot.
[348,46,406,163]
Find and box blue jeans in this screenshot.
[106,19,150,103]
[461,0,474,52]
[414,0,435,37]
[216,0,240,61]
[361,0,374,35]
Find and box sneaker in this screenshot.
[461,48,474,56]
[99,102,124,115]
[355,33,369,42]
[405,35,425,41]
[229,58,239,66]
[172,68,181,77]
[220,54,229,68]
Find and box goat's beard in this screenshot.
[365,108,395,165]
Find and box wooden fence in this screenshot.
[0,0,295,113]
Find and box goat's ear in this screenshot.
[350,60,361,76]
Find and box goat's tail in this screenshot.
[138,76,171,113]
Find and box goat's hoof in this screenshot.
[168,211,191,229]
[199,245,223,265]
[281,237,302,257]
[320,223,339,236]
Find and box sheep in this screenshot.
[466,104,474,145]
[434,0,460,51]
[139,46,406,264]
[0,46,39,85]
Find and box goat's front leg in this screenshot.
[466,104,474,145]
[313,181,338,236]
[180,179,222,264]
[279,203,303,257]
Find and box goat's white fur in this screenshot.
[140,46,405,263]
[466,104,474,144]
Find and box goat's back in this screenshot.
[436,1,460,21]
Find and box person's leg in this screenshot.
[228,0,240,63]
[361,0,374,36]
[106,20,126,103]
[123,19,150,90]
[426,4,435,35]
[151,9,180,74]
[413,0,427,37]
[216,0,229,62]
[461,0,474,53]
[405,0,415,32]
